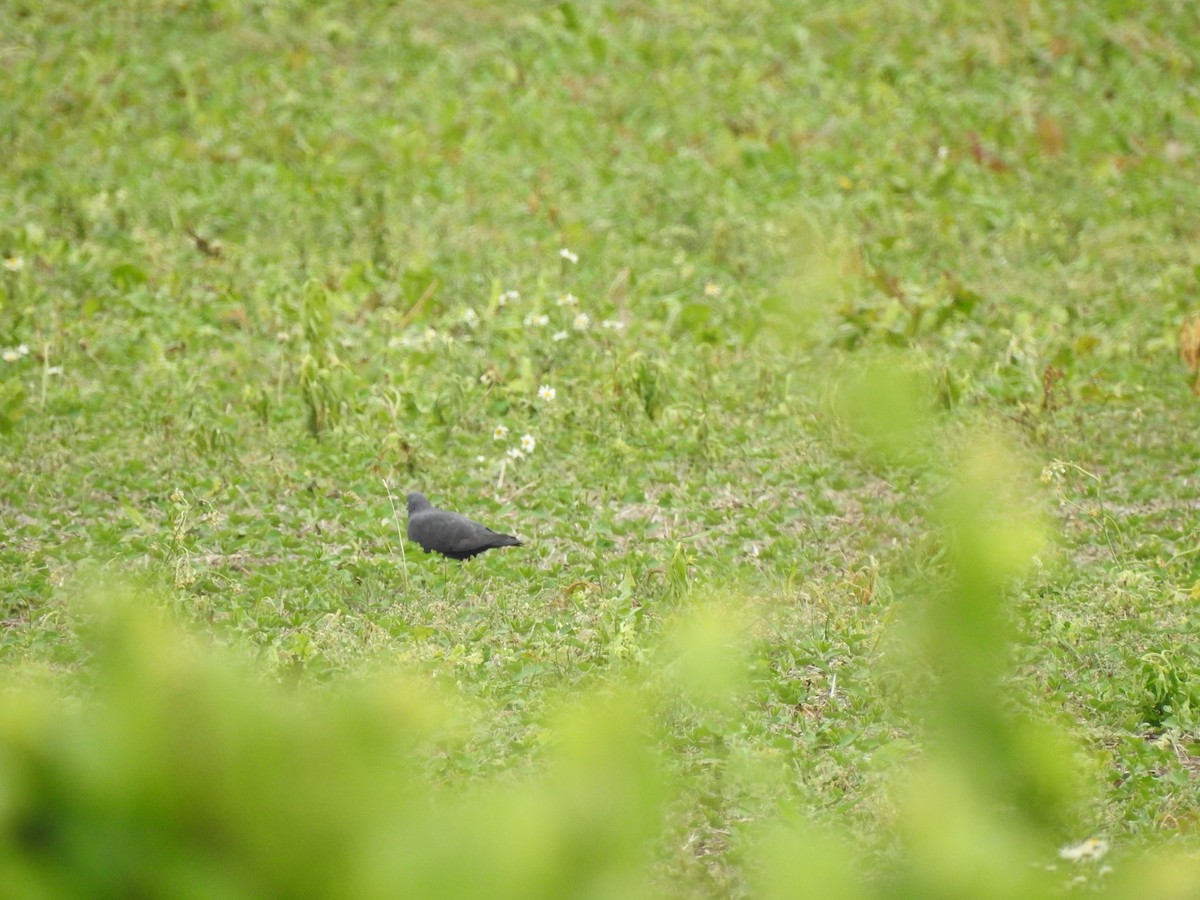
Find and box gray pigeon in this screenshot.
[406,492,522,560]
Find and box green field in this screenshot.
[2,1,1198,895]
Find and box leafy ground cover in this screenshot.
[1,1,1198,895]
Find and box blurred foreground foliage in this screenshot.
[0,592,668,899]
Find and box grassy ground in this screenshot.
[2,1,1198,895]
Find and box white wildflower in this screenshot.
[3,257,24,273]
[556,292,579,306]
[537,385,556,402]
[524,313,549,327]
[1040,460,1068,484]
[493,424,509,441]
[573,312,590,331]
[520,434,536,453]
[506,447,524,460]
[552,330,569,342]
[1059,838,1109,863]
[559,247,578,264]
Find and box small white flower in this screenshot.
[556,292,579,307]
[552,330,569,342]
[1040,460,1067,485]
[17,344,28,356]
[493,424,509,441]
[559,247,578,264]
[3,257,24,273]
[506,447,524,460]
[520,434,536,453]
[499,289,519,305]
[463,308,479,327]
[1059,838,1109,863]
[573,312,590,331]
[537,385,556,402]
[524,313,549,327]
[704,282,721,297]
[475,455,486,463]
[480,372,493,385]
[1,349,19,363]
[601,319,625,331]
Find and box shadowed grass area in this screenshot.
[2,0,1198,894]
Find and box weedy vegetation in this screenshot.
[1,1,1198,896]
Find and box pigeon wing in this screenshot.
[438,515,498,554]
[409,510,495,553]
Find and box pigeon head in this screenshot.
[406,492,432,514]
